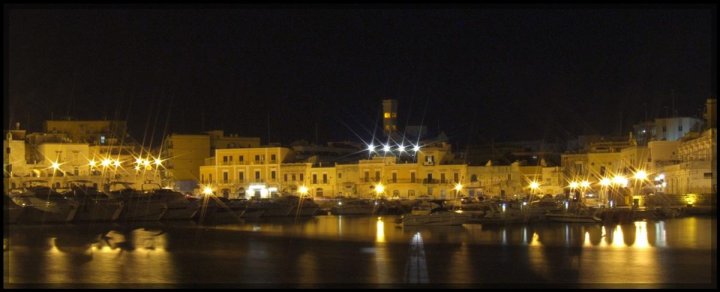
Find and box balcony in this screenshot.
[385,179,417,184]
[422,179,440,184]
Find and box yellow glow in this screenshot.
[51,161,61,170]
[685,194,697,205]
[88,159,97,167]
[298,185,309,195]
[113,159,121,167]
[143,159,151,167]
[634,170,648,181]
[569,181,579,189]
[584,231,592,247]
[529,232,541,247]
[383,112,390,118]
[154,158,162,166]
[135,158,144,165]
[580,180,590,189]
[375,184,385,194]
[529,181,540,190]
[101,158,112,167]
[612,225,625,248]
[599,177,611,187]
[454,183,463,192]
[202,186,213,196]
[413,145,420,152]
[634,221,650,249]
[612,175,628,187]
[376,217,385,243]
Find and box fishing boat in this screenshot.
[105,182,167,222]
[401,209,471,226]
[330,198,375,215]
[63,180,125,222]
[545,207,602,223]
[11,180,80,224]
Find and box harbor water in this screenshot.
[3,216,716,288]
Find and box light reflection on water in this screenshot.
[4,216,716,287]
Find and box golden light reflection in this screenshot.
[612,225,625,248]
[376,217,385,243]
[634,221,650,249]
[529,232,542,247]
[584,231,592,247]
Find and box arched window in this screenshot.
[471,175,478,182]
[316,188,324,197]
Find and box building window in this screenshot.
[271,170,276,180]
[223,172,228,183]
[678,125,683,131]
[364,171,369,182]
[316,188,324,197]
[313,174,318,184]
[471,175,477,182]
[239,156,244,163]
[393,190,399,197]
[255,171,260,181]
[392,172,397,183]
[411,172,416,183]
[223,156,228,163]
[271,154,276,161]
[375,171,380,182]
[284,174,288,182]
[384,112,391,118]
[408,190,415,197]
[239,172,244,182]
[322,173,327,184]
[292,174,296,181]
[441,173,446,183]
[338,172,342,179]
[209,174,213,183]
[454,173,459,183]
[300,174,304,182]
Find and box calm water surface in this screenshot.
[3,216,716,288]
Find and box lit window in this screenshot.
[384,113,391,118]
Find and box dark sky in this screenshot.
[5,6,716,147]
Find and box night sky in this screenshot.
[5,6,716,147]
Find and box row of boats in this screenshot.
[4,181,323,225]
[398,197,604,227]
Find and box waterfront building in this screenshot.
[161,131,260,193]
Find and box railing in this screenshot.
[385,179,417,184]
[422,179,440,184]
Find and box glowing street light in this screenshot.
[202,186,214,196]
[298,185,309,196]
[88,159,97,168]
[113,159,121,167]
[569,181,579,190]
[529,181,540,193]
[383,144,391,153]
[367,144,375,152]
[154,158,163,167]
[51,161,61,171]
[398,144,405,152]
[599,177,611,187]
[454,183,463,199]
[634,170,648,181]
[101,158,112,168]
[374,183,385,197]
[413,145,420,152]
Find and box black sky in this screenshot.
[4,5,716,147]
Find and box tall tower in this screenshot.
[382,99,398,137]
[704,98,716,129]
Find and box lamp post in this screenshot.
[599,177,611,208]
[298,185,309,198]
[374,183,385,199]
[454,183,463,200]
[632,169,649,209]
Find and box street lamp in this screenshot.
[599,177,611,207]
[375,183,385,199]
[454,183,463,200]
[298,185,309,197]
